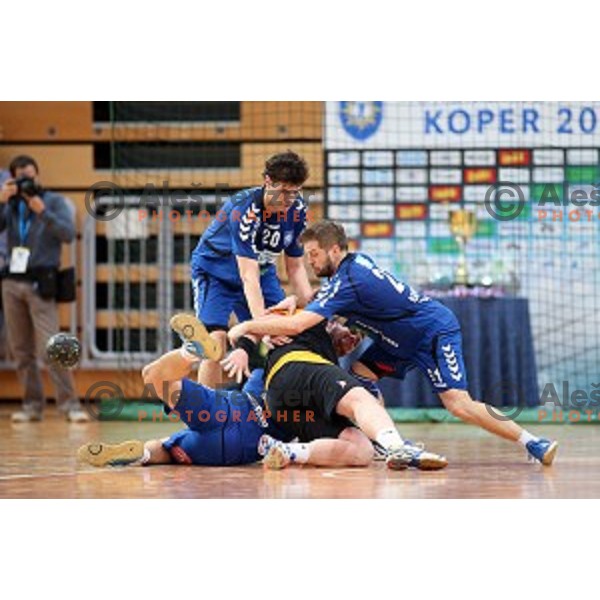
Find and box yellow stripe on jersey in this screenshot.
[265,350,333,389]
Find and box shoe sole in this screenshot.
[414,456,448,471]
[170,313,223,361]
[541,441,558,466]
[77,440,144,467]
[386,455,448,471]
[263,446,290,470]
[386,456,410,471]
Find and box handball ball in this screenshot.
[46,333,81,369]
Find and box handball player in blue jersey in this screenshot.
[77,315,286,468]
[189,151,314,388]
[229,220,558,467]
[77,314,386,470]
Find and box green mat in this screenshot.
[99,400,600,424]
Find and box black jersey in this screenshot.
[265,320,338,379]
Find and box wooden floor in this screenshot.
[0,405,598,498]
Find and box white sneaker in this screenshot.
[258,434,292,470]
[386,441,448,471]
[11,410,42,423]
[67,409,91,423]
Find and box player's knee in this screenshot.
[351,440,374,466]
[142,362,156,386]
[211,329,228,347]
[141,363,163,400]
[214,330,227,341]
[141,363,152,382]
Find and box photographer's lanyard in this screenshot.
[9,201,32,274]
[18,200,33,245]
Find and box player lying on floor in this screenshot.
[78,315,446,470]
[219,310,447,470]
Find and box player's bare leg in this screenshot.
[143,315,226,406]
[439,389,558,465]
[141,349,196,407]
[336,387,448,470]
[141,438,173,465]
[169,312,228,390]
[259,427,373,469]
[143,349,193,387]
[439,389,522,441]
[197,330,228,388]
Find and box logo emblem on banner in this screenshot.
[339,101,383,140]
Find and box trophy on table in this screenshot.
[448,209,477,286]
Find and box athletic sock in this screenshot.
[375,428,404,451]
[139,447,152,465]
[286,442,311,464]
[518,430,539,447]
[179,344,202,363]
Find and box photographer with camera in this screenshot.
[0,155,89,422]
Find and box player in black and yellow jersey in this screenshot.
[223,311,448,471]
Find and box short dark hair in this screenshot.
[299,220,348,251]
[9,155,39,177]
[263,151,309,185]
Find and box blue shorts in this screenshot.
[162,370,270,466]
[358,329,468,393]
[163,425,263,466]
[192,267,285,330]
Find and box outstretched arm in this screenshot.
[228,310,324,345]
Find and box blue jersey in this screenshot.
[191,187,306,287]
[305,253,459,359]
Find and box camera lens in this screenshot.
[15,176,39,197]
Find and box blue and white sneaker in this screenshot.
[258,434,292,470]
[170,313,222,361]
[77,440,144,467]
[526,438,558,466]
[386,441,448,471]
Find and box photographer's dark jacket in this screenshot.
[0,191,75,271]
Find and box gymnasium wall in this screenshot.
[1,101,598,403]
[0,101,325,399]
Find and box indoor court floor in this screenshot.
[0,406,598,499]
